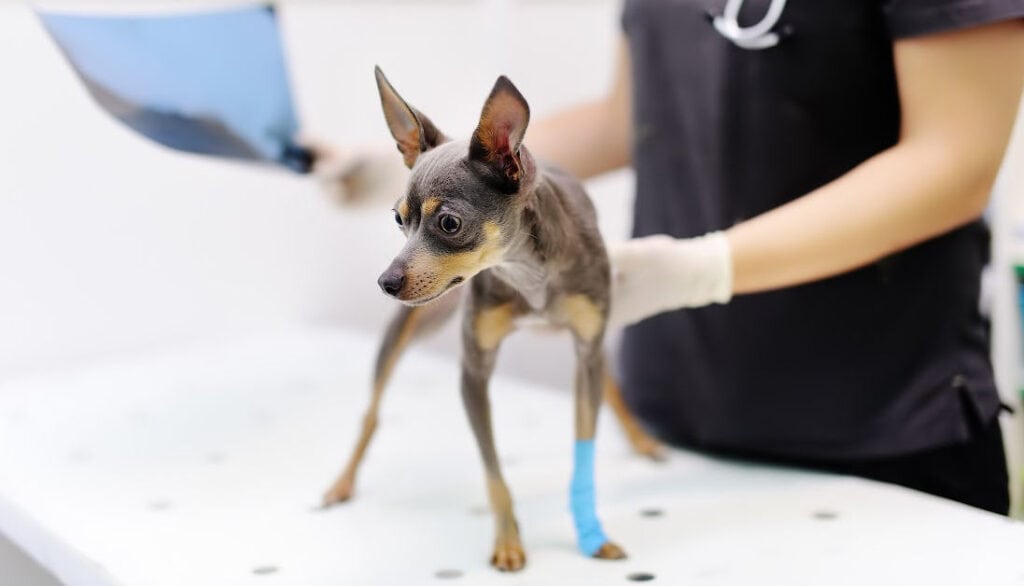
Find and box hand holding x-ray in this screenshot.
[302,138,410,208]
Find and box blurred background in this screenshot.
[1,0,1022,583]
[0,0,633,389]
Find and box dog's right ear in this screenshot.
[469,76,530,189]
[375,66,445,168]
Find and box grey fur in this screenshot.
[373,70,622,569]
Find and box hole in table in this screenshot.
[639,508,664,518]
[148,499,172,511]
[435,569,463,579]
[253,565,278,576]
[627,572,656,582]
[812,510,838,520]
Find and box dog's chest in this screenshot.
[487,265,577,334]
[489,262,549,311]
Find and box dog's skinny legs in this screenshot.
[562,294,626,560]
[322,305,423,507]
[462,302,524,572]
[603,367,664,461]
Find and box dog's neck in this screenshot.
[491,231,548,309]
[488,176,568,311]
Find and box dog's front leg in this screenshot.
[322,305,422,506]
[323,292,462,507]
[565,296,627,560]
[462,301,524,571]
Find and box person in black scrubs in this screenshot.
[524,1,1024,515]
[319,1,1024,515]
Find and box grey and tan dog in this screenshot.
[322,67,662,571]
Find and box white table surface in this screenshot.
[1,327,1022,586]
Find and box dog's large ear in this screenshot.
[375,66,445,168]
[469,76,530,187]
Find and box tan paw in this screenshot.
[593,541,628,560]
[321,475,355,508]
[491,539,526,572]
[630,433,667,462]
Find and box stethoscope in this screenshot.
[711,0,789,50]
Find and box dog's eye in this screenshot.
[393,210,403,227]
[438,214,461,234]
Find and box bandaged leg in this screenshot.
[570,439,608,555]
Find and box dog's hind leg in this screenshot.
[322,290,462,507]
[602,365,665,461]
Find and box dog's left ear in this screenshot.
[375,66,446,169]
[469,76,531,187]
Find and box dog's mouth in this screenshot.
[401,276,465,306]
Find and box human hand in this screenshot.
[607,232,733,329]
[303,138,408,208]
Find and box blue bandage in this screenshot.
[570,439,608,556]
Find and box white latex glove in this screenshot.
[303,138,409,208]
[607,232,733,329]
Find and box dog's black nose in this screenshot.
[378,269,406,297]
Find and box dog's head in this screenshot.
[374,67,537,305]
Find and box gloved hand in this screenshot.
[303,138,409,208]
[607,232,733,329]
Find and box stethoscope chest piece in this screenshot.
[709,0,789,50]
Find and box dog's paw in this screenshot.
[630,433,667,462]
[592,541,628,560]
[490,538,526,572]
[321,475,356,508]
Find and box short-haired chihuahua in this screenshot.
[322,68,664,571]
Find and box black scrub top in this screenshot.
[619,0,1024,460]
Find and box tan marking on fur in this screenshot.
[561,294,604,342]
[474,303,516,351]
[486,475,524,570]
[397,199,409,220]
[603,368,664,460]
[375,68,423,168]
[593,541,627,560]
[398,139,420,168]
[403,221,505,302]
[487,475,514,521]
[476,94,525,159]
[483,221,501,243]
[421,197,440,217]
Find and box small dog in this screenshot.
[322,67,663,571]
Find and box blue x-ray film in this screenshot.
[39,5,313,173]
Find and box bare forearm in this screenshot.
[727,140,998,294]
[528,100,631,179]
[728,20,1024,296]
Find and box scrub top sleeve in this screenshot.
[621,0,635,32]
[882,0,1024,39]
